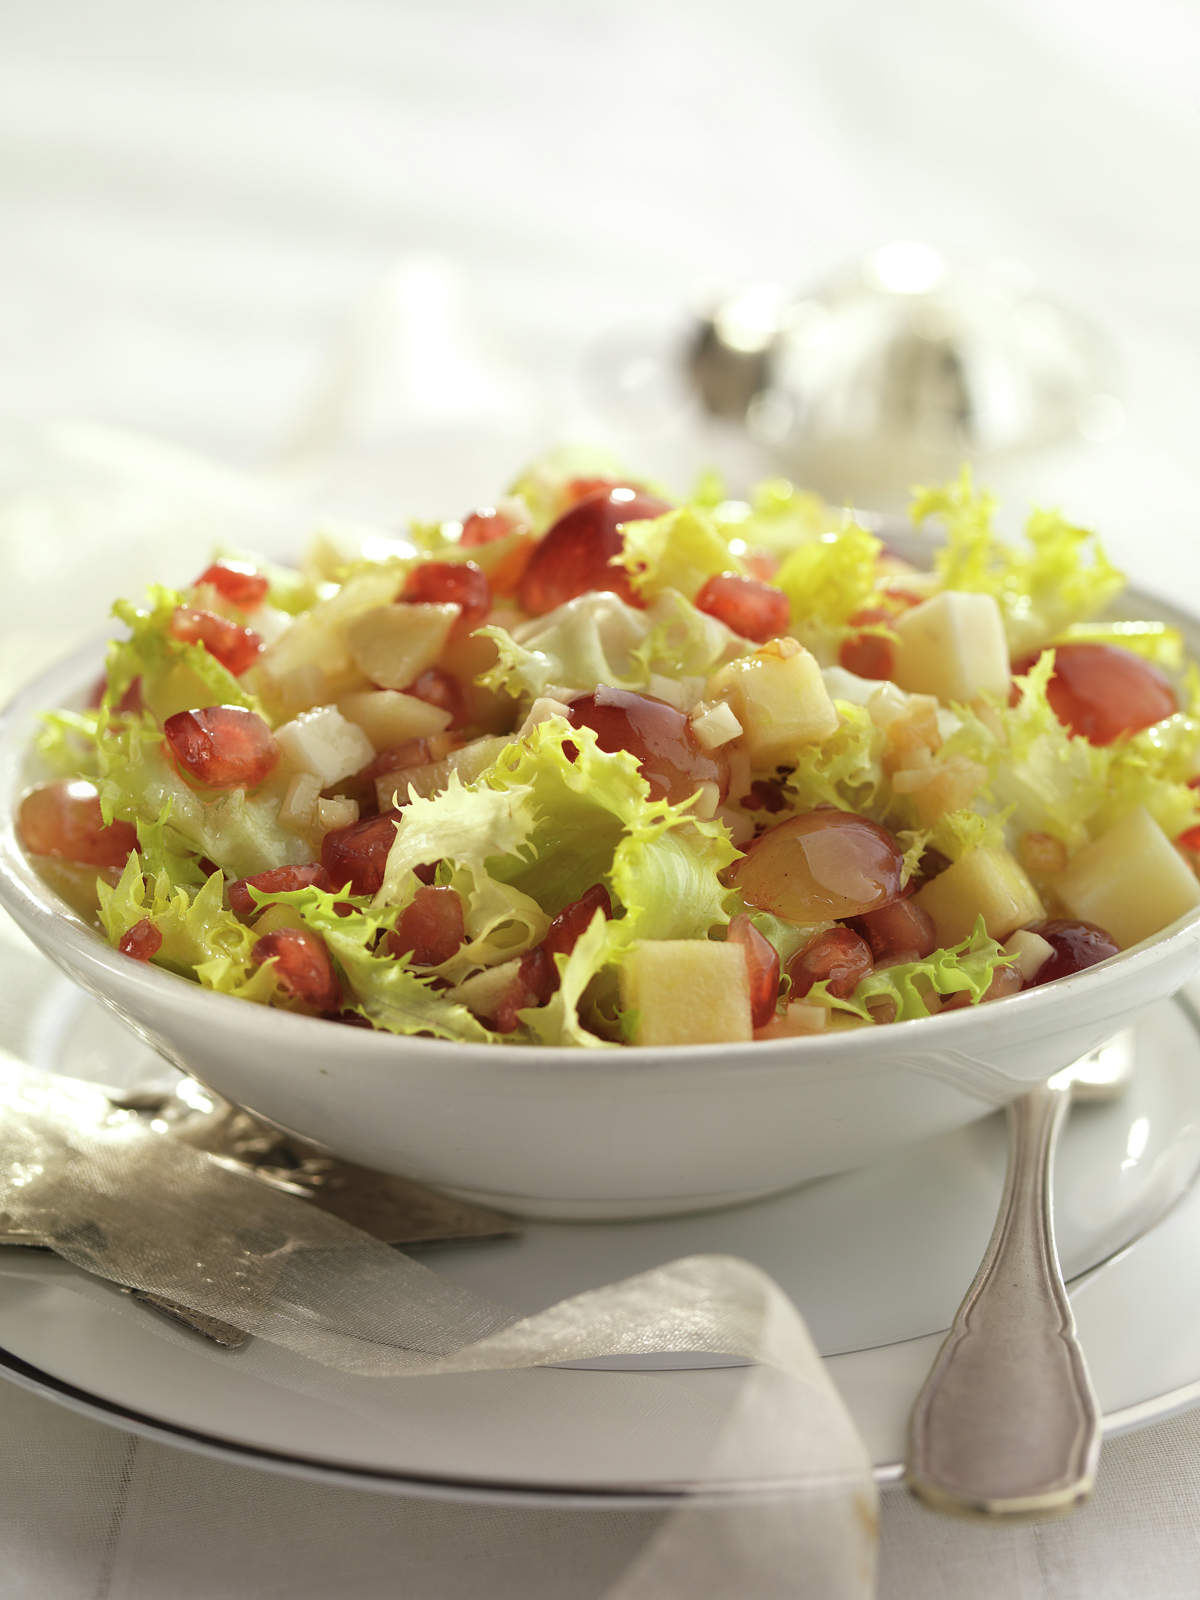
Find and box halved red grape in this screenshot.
[118,919,163,961]
[196,560,269,609]
[517,488,670,616]
[387,886,466,966]
[406,668,466,728]
[787,927,873,999]
[694,573,789,643]
[727,913,781,1027]
[730,810,905,923]
[228,863,333,917]
[321,809,403,896]
[163,706,279,789]
[169,606,263,676]
[251,927,341,1011]
[567,686,728,805]
[1012,643,1176,745]
[1026,918,1120,984]
[402,560,491,628]
[849,897,937,962]
[17,780,138,868]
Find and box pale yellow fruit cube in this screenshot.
[891,591,1010,705]
[346,602,459,691]
[621,941,752,1047]
[1056,806,1200,949]
[1001,928,1056,983]
[262,571,402,682]
[707,639,838,768]
[274,705,375,787]
[337,689,452,747]
[914,846,1045,946]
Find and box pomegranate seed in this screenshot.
[228,863,333,917]
[1026,919,1121,984]
[406,668,466,728]
[517,488,670,616]
[695,573,789,643]
[544,884,612,960]
[321,809,403,896]
[839,608,896,680]
[118,919,162,962]
[17,780,138,868]
[567,686,729,806]
[849,897,937,962]
[494,945,556,1033]
[1012,642,1176,745]
[402,560,491,628]
[730,810,905,924]
[163,706,279,789]
[196,560,269,609]
[461,507,518,546]
[387,886,466,965]
[787,927,874,1000]
[170,606,263,676]
[739,779,788,813]
[727,913,781,1027]
[251,927,341,1011]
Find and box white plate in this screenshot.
[2,930,1200,1505]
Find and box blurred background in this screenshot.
[1,0,1198,605]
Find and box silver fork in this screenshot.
[905,1033,1133,1518]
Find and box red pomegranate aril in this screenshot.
[251,927,341,1011]
[567,686,728,805]
[196,560,269,609]
[402,560,491,628]
[118,919,162,962]
[544,883,612,960]
[387,886,467,966]
[1026,919,1121,985]
[517,488,671,616]
[730,810,905,924]
[169,606,263,676]
[839,608,896,681]
[727,913,781,1028]
[494,945,555,1033]
[228,863,333,917]
[849,897,937,963]
[787,928,874,1000]
[17,780,138,868]
[1012,642,1176,745]
[461,507,519,546]
[695,573,789,643]
[163,706,279,789]
[406,668,466,727]
[321,809,403,896]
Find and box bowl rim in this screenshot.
[4,594,1200,1072]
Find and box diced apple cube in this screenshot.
[914,847,1045,945]
[346,602,459,690]
[1056,806,1200,949]
[891,591,1010,704]
[1002,928,1055,983]
[706,638,838,768]
[337,690,452,747]
[261,571,402,682]
[275,706,375,788]
[316,796,359,833]
[620,941,752,1046]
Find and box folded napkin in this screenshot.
[0,1056,877,1597]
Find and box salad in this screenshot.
[17,453,1200,1048]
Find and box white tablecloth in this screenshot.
[3,1,1200,1594]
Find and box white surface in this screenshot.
[2,0,1200,1592]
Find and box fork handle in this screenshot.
[906,1083,1101,1518]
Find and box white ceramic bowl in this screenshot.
[4,630,1200,1220]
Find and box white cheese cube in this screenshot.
[275,706,375,788]
[891,591,1010,705]
[689,700,744,750]
[1057,806,1200,949]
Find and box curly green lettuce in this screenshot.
[808,919,1012,1024]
